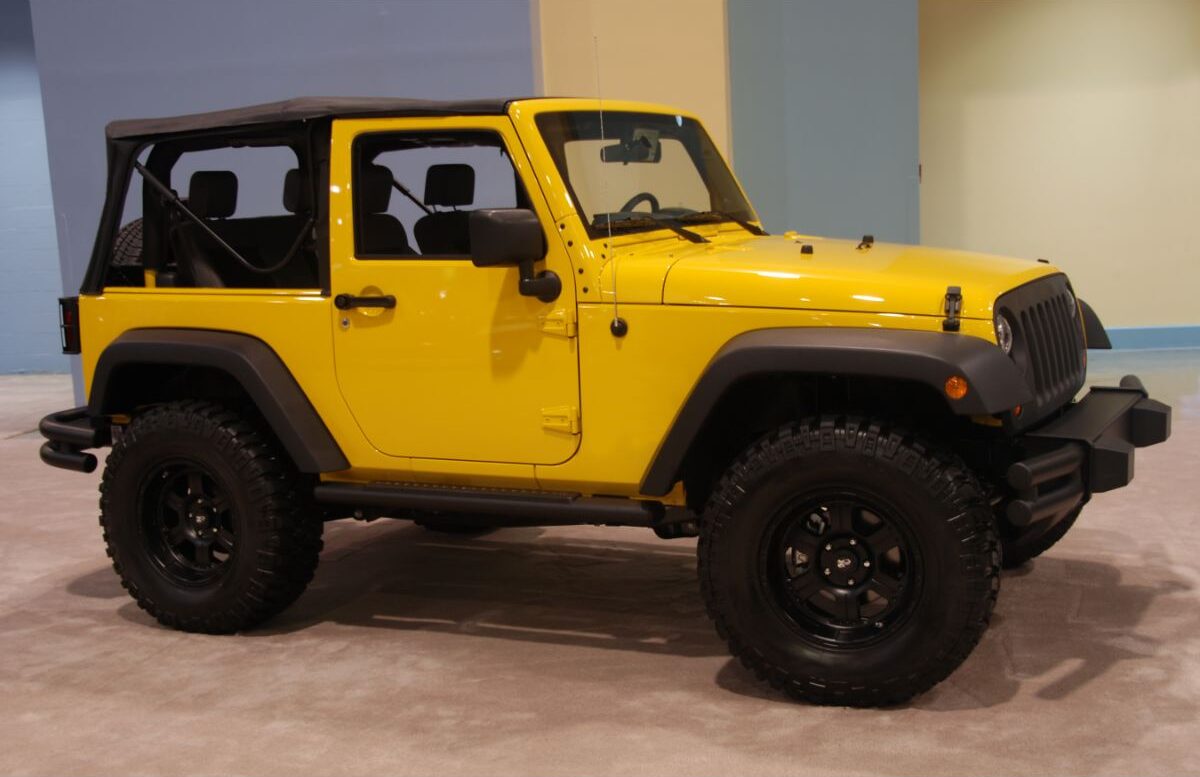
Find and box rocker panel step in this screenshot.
[313,481,663,527]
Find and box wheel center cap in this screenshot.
[821,541,869,586]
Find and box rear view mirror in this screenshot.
[600,129,662,164]
[469,208,545,267]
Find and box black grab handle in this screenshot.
[335,293,396,310]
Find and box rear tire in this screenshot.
[699,416,1000,707]
[99,400,322,633]
[1001,505,1081,569]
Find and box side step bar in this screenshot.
[313,481,680,528]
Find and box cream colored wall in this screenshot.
[920,0,1200,327]
[534,0,731,158]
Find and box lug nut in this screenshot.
[825,544,832,551]
[824,568,831,575]
[849,539,857,546]
[848,578,855,585]
[863,561,871,568]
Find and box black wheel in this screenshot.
[1001,505,1082,569]
[99,400,322,633]
[700,417,1000,707]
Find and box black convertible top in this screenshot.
[105,96,517,140]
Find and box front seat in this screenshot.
[358,164,415,256]
[414,163,474,255]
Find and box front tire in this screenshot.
[99,401,322,633]
[699,417,999,706]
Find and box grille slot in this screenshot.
[999,275,1086,427]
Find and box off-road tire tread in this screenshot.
[699,415,1000,707]
[111,218,143,267]
[99,400,322,633]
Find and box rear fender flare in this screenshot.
[89,328,349,473]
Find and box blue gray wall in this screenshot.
[0,0,63,373]
[728,0,920,243]
[27,0,536,386]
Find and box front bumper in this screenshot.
[1004,375,1171,530]
[38,406,110,473]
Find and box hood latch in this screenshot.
[942,286,963,332]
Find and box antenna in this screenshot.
[593,35,628,337]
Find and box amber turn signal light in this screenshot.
[944,375,969,400]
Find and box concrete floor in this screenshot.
[1,351,1198,776]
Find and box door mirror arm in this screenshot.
[517,260,561,303]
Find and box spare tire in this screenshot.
[112,219,144,266]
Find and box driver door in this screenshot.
[328,116,580,465]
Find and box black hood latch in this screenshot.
[943,286,963,332]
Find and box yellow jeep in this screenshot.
[40,97,1170,706]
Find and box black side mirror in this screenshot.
[469,208,560,303]
[469,208,544,267]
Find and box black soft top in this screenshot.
[105,96,516,140]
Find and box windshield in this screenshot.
[535,111,758,238]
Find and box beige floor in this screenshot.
[1,350,1198,776]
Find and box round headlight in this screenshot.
[995,313,1014,355]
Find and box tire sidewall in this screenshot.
[104,414,272,621]
[705,430,988,688]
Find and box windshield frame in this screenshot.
[534,110,759,241]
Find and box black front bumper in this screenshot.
[1004,375,1171,530]
[38,406,110,473]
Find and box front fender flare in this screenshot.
[89,328,349,473]
[639,327,1031,496]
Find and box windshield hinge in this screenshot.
[541,405,580,434]
[539,308,577,338]
[943,286,963,332]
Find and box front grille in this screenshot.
[996,275,1086,427]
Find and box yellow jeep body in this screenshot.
[73,98,1057,504]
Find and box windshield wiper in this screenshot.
[595,215,709,243]
[677,210,768,236]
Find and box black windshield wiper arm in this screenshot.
[679,210,768,236]
[597,215,709,243]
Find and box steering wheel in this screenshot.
[620,192,660,213]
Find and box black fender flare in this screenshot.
[1078,299,1112,349]
[89,328,349,473]
[639,327,1032,496]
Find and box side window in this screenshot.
[105,142,319,290]
[353,131,528,258]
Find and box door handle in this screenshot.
[335,293,396,310]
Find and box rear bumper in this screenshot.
[1004,375,1171,530]
[38,407,109,473]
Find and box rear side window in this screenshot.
[106,141,320,290]
[353,131,529,258]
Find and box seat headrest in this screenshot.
[283,168,303,214]
[188,170,238,219]
[360,164,393,214]
[424,164,474,207]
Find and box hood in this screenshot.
[603,232,1058,319]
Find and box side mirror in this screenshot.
[469,208,545,267]
[468,208,560,303]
